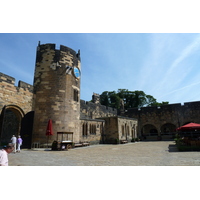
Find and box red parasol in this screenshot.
[177,122,200,131]
[46,119,53,148]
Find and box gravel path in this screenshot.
[8,141,200,166]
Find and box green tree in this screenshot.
[100,89,169,109]
[146,94,157,106]
[109,91,121,109]
[150,101,169,107]
[100,91,110,107]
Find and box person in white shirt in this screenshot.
[11,135,17,153]
[0,144,14,166]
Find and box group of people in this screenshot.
[10,135,23,153]
[0,135,23,166]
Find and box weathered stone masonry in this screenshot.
[125,101,200,140]
[0,43,138,147]
[32,43,81,144]
[80,99,117,119]
[0,73,33,114]
[0,73,33,144]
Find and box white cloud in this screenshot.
[157,34,200,91]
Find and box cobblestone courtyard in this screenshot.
[8,141,200,166]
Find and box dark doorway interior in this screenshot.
[20,111,34,149]
[0,106,34,149]
[2,110,19,144]
[0,106,23,145]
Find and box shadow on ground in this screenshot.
[168,144,179,152]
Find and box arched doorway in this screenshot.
[0,105,24,145]
[141,124,158,140]
[160,123,176,140]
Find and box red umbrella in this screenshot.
[177,122,200,131]
[46,119,53,148]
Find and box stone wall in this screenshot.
[102,117,119,143]
[125,101,200,138]
[101,116,138,144]
[0,72,33,114]
[80,119,105,145]
[80,99,117,119]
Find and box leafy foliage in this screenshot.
[100,89,169,109]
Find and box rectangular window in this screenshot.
[82,123,88,136]
[122,125,124,136]
[127,126,130,136]
[74,89,79,102]
[90,124,96,135]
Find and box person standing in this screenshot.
[17,136,23,152]
[0,144,14,166]
[11,135,17,153]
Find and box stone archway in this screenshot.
[141,124,158,140]
[0,105,24,145]
[160,123,176,140]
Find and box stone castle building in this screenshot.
[0,43,137,148]
[1,42,200,148]
[124,101,200,140]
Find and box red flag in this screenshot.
[46,119,53,136]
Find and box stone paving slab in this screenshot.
[7,141,200,166]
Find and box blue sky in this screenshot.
[1,33,200,104]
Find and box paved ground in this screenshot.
[7,141,200,166]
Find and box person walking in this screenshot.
[17,136,23,152]
[0,144,14,166]
[11,135,17,153]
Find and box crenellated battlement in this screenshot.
[0,72,15,85]
[36,42,80,62]
[0,72,33,92]
[127,101,200,114]
[0,72,33,114]
[37,43,56,51]
[80,99,117,111]
[80,99,117,119]
[18,81,33,92]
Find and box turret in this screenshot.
[32,43,81,145]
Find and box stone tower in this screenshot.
[92,92,100,104]
[32,42,81,145]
